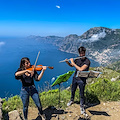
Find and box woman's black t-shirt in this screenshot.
[15,68,39,87]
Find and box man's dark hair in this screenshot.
[78,46,86,53]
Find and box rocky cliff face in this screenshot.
[28,35,64,46]
[59,27,120,65]
[28,27,120,66]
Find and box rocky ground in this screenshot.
[18,101,120,120]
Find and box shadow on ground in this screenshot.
[78,117,91,120]
[33,106,68,120]
[88,110,110,116]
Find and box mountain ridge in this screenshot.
[28,27,120,66]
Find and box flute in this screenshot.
[59,56,86,63]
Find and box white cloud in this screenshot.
[89,30,106,42]
[0,42,5,46]
[56,5,60,8]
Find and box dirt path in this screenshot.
[19,101,120,120]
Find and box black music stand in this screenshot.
[51,71,75,119]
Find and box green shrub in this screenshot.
[2,95,22,113]
[86,78,120,101]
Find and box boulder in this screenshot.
[0,98,3,119]
[8,110,21,120]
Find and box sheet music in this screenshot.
[76,70,101,78]
[76,71,90,78]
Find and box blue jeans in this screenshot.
[20,85,43,119]
[71,77,86,107]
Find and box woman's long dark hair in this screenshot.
[20,57,30,70]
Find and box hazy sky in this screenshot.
[0,0,120,37]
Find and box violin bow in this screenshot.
[33,51,54,70]
[33,51,40,70]
[59,56,86,63]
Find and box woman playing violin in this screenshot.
[15,57,47,120]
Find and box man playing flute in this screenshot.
[65,46,90,115]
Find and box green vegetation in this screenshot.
[107,60,120,72]
[86,78,120,102]
[2,67,120,115]
[2,96,22,114]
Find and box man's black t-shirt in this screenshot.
[73,57,90,80]
[15,68,39,87]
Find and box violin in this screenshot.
[27,51,53,71]
[27,65,54,71]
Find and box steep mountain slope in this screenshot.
[28,27,120,66]
[59,27,120,65]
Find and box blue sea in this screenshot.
[0,37,100,98]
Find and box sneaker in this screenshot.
[67,100,74,106]
[80,106,89,117]
[40,114,47,120]
[80,106,85,115]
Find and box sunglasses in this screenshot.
[25,61,30,65]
